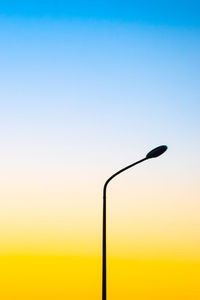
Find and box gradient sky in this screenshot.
[0,1,200,299]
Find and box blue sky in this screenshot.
[0,15,199,170]
[0,0,200,27]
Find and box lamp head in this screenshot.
[146,145,168,159]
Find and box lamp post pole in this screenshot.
[102,145,168,300]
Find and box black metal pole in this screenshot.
[102,157,147,300]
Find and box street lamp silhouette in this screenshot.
[102,145,168,300]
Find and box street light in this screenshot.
[102,145,168,300]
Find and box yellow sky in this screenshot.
[0,255,199,300]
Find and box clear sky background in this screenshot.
[0,1,200,299]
